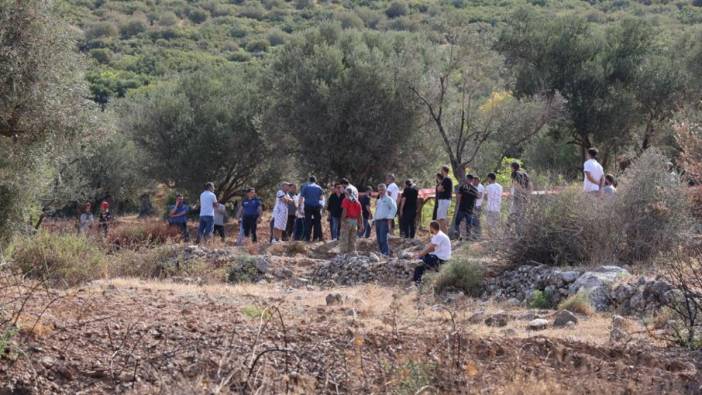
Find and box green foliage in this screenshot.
[432,256,484,297]
[266,25,428,184]
[121,65,277,202]
[504,149,693,266]
[0,326,17,357]
[227,255,263,284]
[527,290,551,309]
[241,305,272,320]
[7,232,107,287]
[385,1,408,18]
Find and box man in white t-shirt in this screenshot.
[197,182,219,243]
[484,173,503,237]
[413,221,451,285]
[385,174,400,234]
[583,147,604,194]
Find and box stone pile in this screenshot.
[311,253,416,286]
[485,264,677,314]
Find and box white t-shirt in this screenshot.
[387,183,400,202]
[583,159,604,192]
[199,190,217,217]
[431,231,452,261]
[475,183,485,208]
[485,183,503,212]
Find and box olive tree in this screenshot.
[122,66,276,203]
[265,24,430,185]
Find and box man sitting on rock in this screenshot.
[413,220,452,285]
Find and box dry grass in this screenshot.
[558,292,594,316]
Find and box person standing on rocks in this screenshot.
[238,187,262,243]
[327,182,344,241]
[484,173,503,238]
[435,165,453,234]
[168,193,191,242]
[374,183,397,256]
[455,175,479,240]
[399,179,419,239]
[339,186,363,253]
[472,176,485,239]
[299,176,325,242]
[358,186,373,239]
[413,221,451,285]
[509,162,530,235]
[386,174,401,235]
[272,182,293,244]
[284,183,297,241]
[583,147,604,195]
[197,182,219,244]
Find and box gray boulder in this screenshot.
[559,271,580,283]
[485,312,510,327]
[325,293,343,306]
[527,319,549,331]
[553,310,578,327]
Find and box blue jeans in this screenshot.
[197,216,214,242]
[375,220,390,256]
[330,216,341,240]
[358,218,371,238]
[455,211,473,238]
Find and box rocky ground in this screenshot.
[1,236,701,394]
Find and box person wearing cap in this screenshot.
[98,201,112,237]
[168,193,191,241]
[272,182,293,243]
[197,182,219,244]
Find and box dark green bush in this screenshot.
[432,257,484,297]
[385,1,408,18]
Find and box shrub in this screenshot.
[267,29,287,46]
[8,233,107,287]
[120,18,147,38]
[557,292,593,316]
[159,12,179,27]
[385,1,408,18]
[659,247,702,349]
[110,245,180,279]
[107,221,180,250]
[85,21,118,40]
[503,149,693,266]
[432,257,484,297]
[89,48,112,64]
[245,38,270,53]
[527,290,551,309]
[227,255,266,284]
[187,8,208,24]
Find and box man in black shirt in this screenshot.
[400,179,419,238]
[435,165,453,233]
[456,174,479,240]
[326,183,344,240]
[358,186,373,238]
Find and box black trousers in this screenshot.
[284,215,296,240]
[242,215,258,242]
[304,206,323,241]
[413,254,445,284]
[400,210,417,239]
[213,225,225,241]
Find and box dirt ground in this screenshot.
[2,274,700,394]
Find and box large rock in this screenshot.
[553,310,578,327]
[527,319,549,331]
[325,293,343,306]
[485,312,510,327]
[568,266,630,311]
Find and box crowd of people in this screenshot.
[78,147,617,285]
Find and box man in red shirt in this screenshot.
[339,186,363,253]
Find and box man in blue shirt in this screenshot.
[168,193,190,241]
[299,176,324,242]
[374,183,398,256]
[237,187,262,243]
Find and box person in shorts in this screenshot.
[435,165,453,233]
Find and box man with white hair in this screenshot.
[374,183,397,256]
